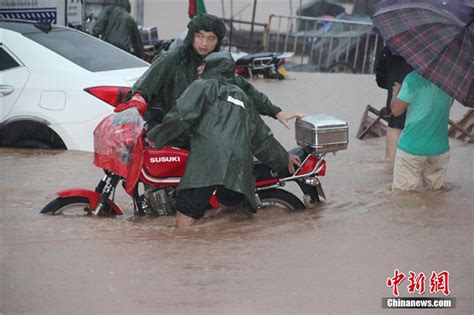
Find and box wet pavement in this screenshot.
[1,73,472,314]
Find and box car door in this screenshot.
[0,44,29,121]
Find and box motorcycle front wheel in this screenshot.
[40,197,92,216]
[258,189,305,211]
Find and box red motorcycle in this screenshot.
[40,109,347,217]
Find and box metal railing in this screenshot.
[222,18,268,51]
[263,15,382,74]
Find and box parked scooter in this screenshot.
[234,52,294,79]
[40,109,348,217]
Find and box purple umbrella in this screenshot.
[372,0,474,107]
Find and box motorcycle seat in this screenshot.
[253,147,307,181]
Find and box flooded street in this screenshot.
[1,73,472,314]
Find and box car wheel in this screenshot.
[0,120,66,150]
[13,139,52,149]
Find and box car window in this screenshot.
[24,29,148,72]
[0,47,20,71]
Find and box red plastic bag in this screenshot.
[93,108,145,177]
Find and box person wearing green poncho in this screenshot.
[92,0,143,58]
[115,13,304,132]
[147,52,301,228]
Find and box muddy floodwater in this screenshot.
[1,73,472,314]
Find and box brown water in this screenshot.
[1,73,472,314]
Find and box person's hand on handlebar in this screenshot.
[114,93,148,116]
[276,111,306,129]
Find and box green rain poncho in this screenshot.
[92,0,143,58]
[130,14,282,128]
[147,52,289,208]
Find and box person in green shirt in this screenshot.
[390,70,453,191]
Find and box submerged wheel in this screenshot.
[13,139,52,149]
[327,62,356,74]
[40,197,92,216]
[258,189,305,211]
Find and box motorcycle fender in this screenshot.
[315,183,326,200]
[56,189,123,215]
[296,181,326,203]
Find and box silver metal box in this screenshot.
[140,27,159,45]
[295,114,348,153]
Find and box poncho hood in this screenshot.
[116,0,131,12]
[183,14,226,52]
[202,52,235,81]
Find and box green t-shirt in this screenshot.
[396,71,452,156]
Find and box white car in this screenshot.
[0,20,149,151]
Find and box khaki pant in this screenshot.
[385,127,402,161]
[393,149,450,191]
